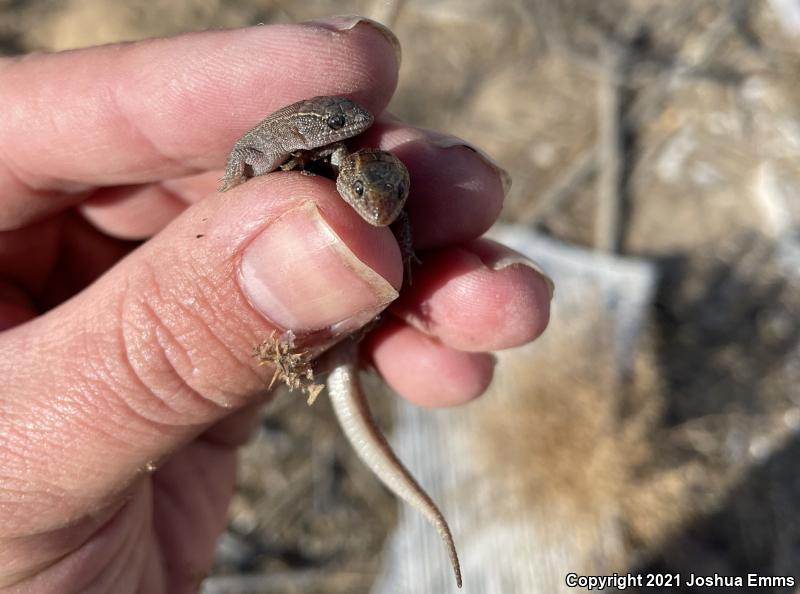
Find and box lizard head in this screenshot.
[336,149,410,226]
[293,96,374,148]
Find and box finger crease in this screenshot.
[108,80,186,176]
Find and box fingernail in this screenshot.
[307,16,402,68]
[429,133,512,196]
[484,252,555,299]
[240,202,399,332]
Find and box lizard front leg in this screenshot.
[281,142,347,173]
[219,146,282,192]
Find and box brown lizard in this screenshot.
[221,96,462,588]
[219,96,373,192]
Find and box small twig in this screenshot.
[519,145,597,226]
[595,41,626,253]
[527,0,604,75]
[518,7,738,230]
[630,10,736,126]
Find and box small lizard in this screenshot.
[330,147,460,588]
[223,97,462,588]
[219,96,373,192]
[333,146,416,274]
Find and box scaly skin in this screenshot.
[334,147,409,226]
[219,96,373,192]
[334,147,416,272]
[331,147,460,587]
[326,340,463,589]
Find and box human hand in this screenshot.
[0,18,551,593]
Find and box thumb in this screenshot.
[0,172,401,536]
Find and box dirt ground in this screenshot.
[4,1,800,592]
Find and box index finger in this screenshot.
[0,18,400,230]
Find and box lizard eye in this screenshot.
[353,180,364,196]
[327,114,346,129]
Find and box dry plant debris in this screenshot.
[254,331,324,405]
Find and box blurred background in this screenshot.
[3,1,800,592]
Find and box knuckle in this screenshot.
[114,264,262,424]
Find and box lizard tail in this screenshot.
[326,341,463,588]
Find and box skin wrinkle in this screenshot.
[107,76,188,181]
[69,491,146,594]
[15,383,149,533]
[0,169,81,234]
[125,297,226,423]
[0,58,176,193]
[0,493,132,589]
[0,144,38,197]
[8,390,105,508]
[0,80,53,192]
[74,350,179,458]
[122,246,270,417]
[150,475,195,592]
[167,447,226,544]
[83,291,199,432]
[0,548,68,589]
[135,541,164,594]
[78,519,136,594]
[122,262,201,418]
[138,268,265,409]
[0,408,65,508]
[0,152,82,234]
[1,63,100,193]
[0,485,60,539]
[0,407,37,494]
[116,278,212,427]
[94,494,150,594]
[75,313,186,456]
[174,255,266,388]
